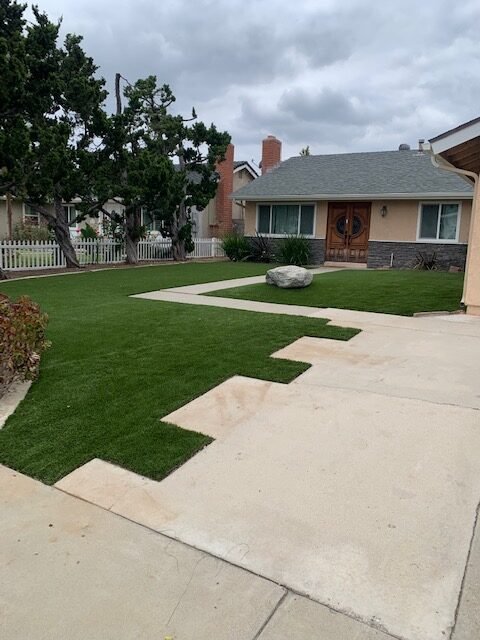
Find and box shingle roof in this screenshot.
[232,150,473,200]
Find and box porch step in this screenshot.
[323,261,367,269]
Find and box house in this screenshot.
[232,136,474,270]
[424,116,480,315]
[0,196,122,239]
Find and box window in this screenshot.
[141,208,165,233]
[24,205,41,226]
[63,204,79,227]
[257,204,315,236]
[418,203,460,242]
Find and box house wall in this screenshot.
[232,169,253,223]
[243,197,472,268]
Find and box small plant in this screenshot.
[278,235,311,266]
[0,293,50,393]
[249,233,275,263]
[221,233,250,261]
[12,221,52,241]
[80,223,98,240]
[413,251,438,271]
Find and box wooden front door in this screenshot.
[326,202,371,262]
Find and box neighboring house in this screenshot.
[0,197,123,239]
[232,136,474,269]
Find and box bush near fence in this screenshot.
[0,238,224,271]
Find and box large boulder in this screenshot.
[266,265,313,289]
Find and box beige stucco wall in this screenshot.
[232,169,254,221]
[370,200,471,243]
[244,198,472,243]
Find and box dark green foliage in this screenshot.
[80,223,98,240]
[249,233,275,262]
[0,263,356,483]
[0,2,108,267]
[97,77,231,262]
[208,269,464,316]
[222,233,251,261]
[278,235,311,266]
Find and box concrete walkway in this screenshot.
[3,271,480,639]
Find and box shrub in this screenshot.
[413,251,438,271]
[80,223,98,240]
[278,235,311,266]
[249,233,275,263]
[0,294,50,391]
[12,221,52,241]
[222,233,250,261]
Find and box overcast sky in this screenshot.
[30,0,480,167]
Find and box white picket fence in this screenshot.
[0,237,225,271]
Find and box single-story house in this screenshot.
[232,136,474,270]
[0,196,124,239]
[424,116,480,315]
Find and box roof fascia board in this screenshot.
[430,121,480,154]
[231,192,473,201]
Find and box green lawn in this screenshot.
[0,262,357,484]
[207,269,465,316]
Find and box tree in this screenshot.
[0,0,28,278]
[96,77,231,263]
[0,3,107,268]
[300,145,311,156]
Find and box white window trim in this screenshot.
[255,202,316,238]
[22,203,41,225]
[416,201,462,243]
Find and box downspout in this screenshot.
[423,143,478,305]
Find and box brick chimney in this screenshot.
[213,143,234,236]
[261,135,282,174]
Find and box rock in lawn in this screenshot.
[266,265,313,289]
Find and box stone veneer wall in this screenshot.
[367,241,468,270]
[245,237,325,265]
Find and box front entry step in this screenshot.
[324,261,367,269]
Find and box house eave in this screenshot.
[231,192,473,202]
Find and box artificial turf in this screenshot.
[0,262,357,484]
[207,269,465,316]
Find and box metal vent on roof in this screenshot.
[398,143,411,151]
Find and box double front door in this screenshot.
[326,202,371,263]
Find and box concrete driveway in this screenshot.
[2,277,480,640]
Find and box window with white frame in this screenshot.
[24,205,41,226]
[63,204,79,227]
[418,203,460,242]
[257,204,315,236]
[141,208,165,233]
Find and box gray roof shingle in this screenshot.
[232,150,473,200]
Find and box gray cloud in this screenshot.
[29,0,480,162]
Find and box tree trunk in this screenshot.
[52,200,81,268]
[125,234,139,264]
[125,208,139,264]
[115,73,122,116]
[171,198,188,261]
